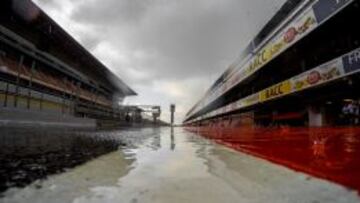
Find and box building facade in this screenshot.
[0,0,137,128]
[184,0,360,127]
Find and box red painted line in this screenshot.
[186,126,360,193]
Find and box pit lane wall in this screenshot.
[185,0,353,123]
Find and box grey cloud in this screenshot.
[79,33,101,51]
[35,0,287,122]
[34,0,60,9]
[70,0,286,83]
[71,0,153,25]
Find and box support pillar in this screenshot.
[27,61,36,109]
[4,82,9,107]
[40,93,43,111]
[14,55,24,108]
[308,105,325,127]
[0,52,8,107]
[62,77,67,114]
[74,81,81,116]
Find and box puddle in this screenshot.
[1,127,359,203]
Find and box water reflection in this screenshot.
[71,127,359,203]
[170,127,175,151]
[2,127,359,203]
[187,126,360,193]
[0,127,125,193]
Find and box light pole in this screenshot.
[170,104,175,126]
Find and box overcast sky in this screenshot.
[33,0,286,124]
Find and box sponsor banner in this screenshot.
[223,105,228,114]
[215,105,226,115]
[246,9,317,77]
[228,68,248,90]
[209,63,238,92]
[200,8,318,111]
[209,92,260,118]
[291,59,345,92]
[228,97,247,112]
[187,0,353,120]
[313,0,351,23]
[243,93,260,107]
[189,48,360,123]
[219,109,223,115]
[203,114,208,119]
[230,71,241,86]
[222,81,228,95]
[222,105,228,114]
[236,99,245,109]
[342,48,360,74]
[229,102,238,112]
[215,109,221,116]
[260,80,292,102]
[211,111,216,117]
[246,44,273,75]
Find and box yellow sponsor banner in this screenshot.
[260,80,291,102]
[246,9,317,79]
[243,93,260,107]
[291,59,344,92]
[247,45,273,74]
[187,8,318,118]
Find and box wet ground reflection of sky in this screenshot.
[1,127,359,203]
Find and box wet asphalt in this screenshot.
[1,127,359,203]
[0,127,125,193]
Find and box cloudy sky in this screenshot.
[33,0,286,124]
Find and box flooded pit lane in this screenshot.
[1,127,359,203]
[187,127,360,193]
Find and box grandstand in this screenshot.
[0,0,137,127]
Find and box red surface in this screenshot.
[186,126,360,193]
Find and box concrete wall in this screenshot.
[0,107,96,129]
[0,80,98,129]
[0,81,72,114]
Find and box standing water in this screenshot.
[1,127,359,203]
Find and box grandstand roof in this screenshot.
[0,0,136,96]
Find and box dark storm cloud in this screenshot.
[70,0,286,84]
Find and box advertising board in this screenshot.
[246,9,317,76]
[186,0,355,122]
[342,48,360,74]
[195,7,319,113]
[260,80,291,102]
[291,59,345,92]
